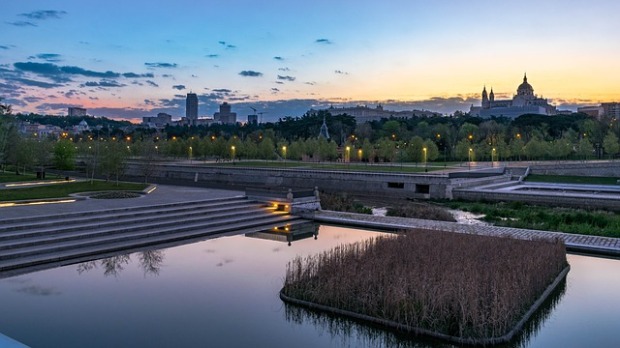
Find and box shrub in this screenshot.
[386,203,456,222]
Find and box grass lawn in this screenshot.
[441,200,620,238]
[0,181,148,202]
[526,174,619,185]
[0,172,63,183]
[211,160,450,173]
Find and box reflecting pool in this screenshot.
[0,225,619,348]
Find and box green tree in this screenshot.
[523,137,548,160]
[99,140,128,184]
[575,137,594,160]
[256,138,275,160]
[454,139,471,161]
[54,139,77,170]
[603,131,620,159]
[376,138,395,162]
[405,136,424,162]
[549,138,573,160]
[423,139,440,162]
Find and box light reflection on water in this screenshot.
[0,225,618,348]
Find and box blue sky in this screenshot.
[1,0,619,122]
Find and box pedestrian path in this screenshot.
[313,210,620,257]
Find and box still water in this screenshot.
[0,225,619,348]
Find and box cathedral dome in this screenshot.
[517,74,533,96]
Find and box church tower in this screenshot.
[482,86,490,109]
[489,88,495,102]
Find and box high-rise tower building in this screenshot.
[186,93,198,125]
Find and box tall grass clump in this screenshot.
[282,229,567,341]
[386,203,456,222]
[320,192,372,214]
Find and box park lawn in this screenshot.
[442,200,620,238]
[0,172,59,183]
[526,174,619,185]
[0,181,148,202]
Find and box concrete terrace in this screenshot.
[0,185,305,278]
[1,183,618,279]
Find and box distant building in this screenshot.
[73,120,90,133]
[602,102,620,119]
[186,93,198,125]
[68,107,87,117]
[143,113,172,129]
[577,105,604,119]
[248,114,258,124]
[311,105,438,123]
[18,122,62,138]
[213,102,237,124]
[470,74,557,118]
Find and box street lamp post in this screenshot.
[357,149,363,162]
[423,147,427,172]
[492,147,496,167]
[231,145,236,162]
[189,146,193,163]
[468,148,473,170]
[282,146,287,167]
[345,146,350,164]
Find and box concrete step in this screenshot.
[0,218,311,279]
[0,206,273,249]
[0,196,249,232]
[0,214,302,273]
[0,202,265,241]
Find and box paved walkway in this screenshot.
[0,184,244,220]
[313,210,620,257]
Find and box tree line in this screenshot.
[2,106,620,180]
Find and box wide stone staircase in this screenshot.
[0,196,305,277]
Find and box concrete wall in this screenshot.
[126,163,455,199]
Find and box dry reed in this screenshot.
[282,229,567,340]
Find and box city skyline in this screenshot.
[1,0,619,122]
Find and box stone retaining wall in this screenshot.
[126,163,455,199]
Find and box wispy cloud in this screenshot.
[28,53,62,62]
[172,84,186,90]
[0,45,10,50]
[273,56,284,61]
[20,10,67,20]
[145,62,178,68]
[278,67,290,72]
[315,38,332,44]
[218,41,236,49]
[146,80,159,87]
[239,70,263,77]
[334,70,349,75]
[7,21,37,27]
[81,80,126,88]
[206,54,219,58]
[123,72,154,78]
[277,75,295,82]
[11,77,63,89]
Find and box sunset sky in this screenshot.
[1,0,619,122]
